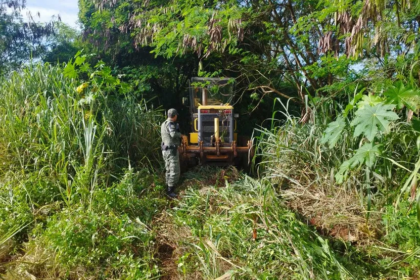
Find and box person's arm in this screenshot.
[167,122,182,139]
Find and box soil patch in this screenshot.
[157,243,177,280]
[152,211,200,280]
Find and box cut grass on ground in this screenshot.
[152,166,386,280]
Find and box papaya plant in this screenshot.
[321,82,420,183]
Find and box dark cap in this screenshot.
[168,108,178,118]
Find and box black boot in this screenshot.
[166,186,177,198]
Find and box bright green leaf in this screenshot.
[63,62,77,79]
[335,143,381,183]
[79,63,91,73]
[384,82,420,111]
[357,94,384,109]
[351,103,399,141]
[75,56,86,66]
[250,92,259,100]
[321,116,346,149]
[407,33,416,44]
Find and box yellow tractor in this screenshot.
[179,77,254,170]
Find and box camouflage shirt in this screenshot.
[161,118,181,146]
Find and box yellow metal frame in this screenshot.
[198,105,233,110]
[192,105,235,145]
[214,118,219,141]
[190,133,198,144]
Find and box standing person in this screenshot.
[161,108,181,198]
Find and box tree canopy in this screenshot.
[77,0,420,122]
[0,0,56,74]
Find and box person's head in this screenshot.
[168,108,178,121]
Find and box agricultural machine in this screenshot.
[179,77,254,170]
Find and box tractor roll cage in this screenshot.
[188,77,235,115]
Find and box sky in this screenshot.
[22,0,80,28]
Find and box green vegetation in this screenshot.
[165,174,359,279]
[1,0,420,279]
[0,61,165,278]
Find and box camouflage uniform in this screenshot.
[161,109,181,195]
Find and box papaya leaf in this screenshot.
[74,56,86,66]
[63,61,77,79]
[384,82,420,111]
[321,116,346,149]
[351,103,399,141]
[357,94,384,110]
[335,143,381,183]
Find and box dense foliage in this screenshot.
[79,0,419,95]
[1,0,420,279]
[0,62,165,278]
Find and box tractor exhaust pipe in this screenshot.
[202,88,208,105]
[214,118,219,141]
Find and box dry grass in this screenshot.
[1,240,62,280]
[282,184,382,244]
[2,239,96,280]
[181,165,240,190]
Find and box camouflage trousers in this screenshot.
[162,150,180,187]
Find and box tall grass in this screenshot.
[253,97,420,277]
[256,98,355,189]
[0,64,162,175]
[0,63,165,278]
[256,97,419,197]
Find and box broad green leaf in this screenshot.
[321,116,346,149]
[351,103,399,141]
[335,143,381,183]
[75,56,86,66]
[356,94,384,109]
[79,63,91,73]
[63,62,77,79]
[384,82,420,111]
